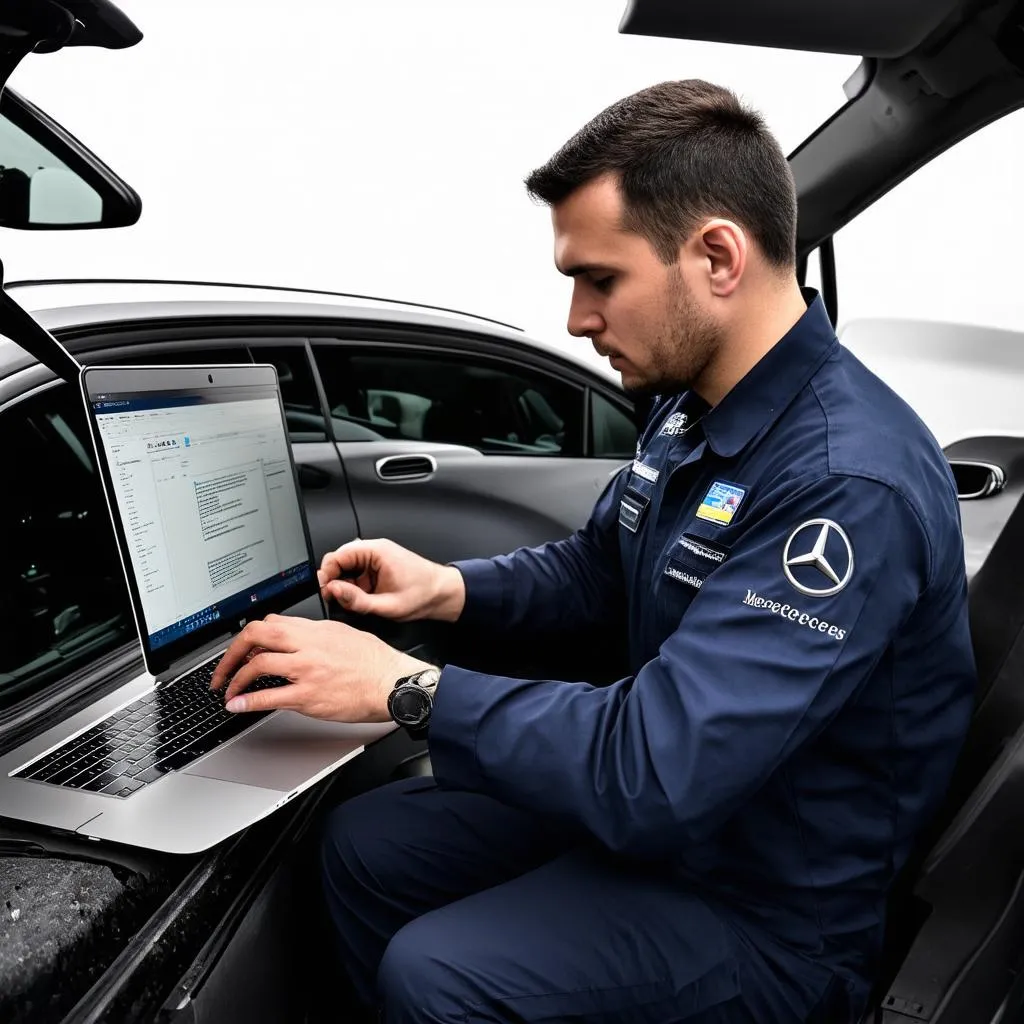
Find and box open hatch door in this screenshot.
[0,0,143,383]
[621,0,1024,259]
[618,0,964,58]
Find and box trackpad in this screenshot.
[182,713,393,792]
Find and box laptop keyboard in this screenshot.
[13,660,289,799]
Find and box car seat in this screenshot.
[865,716,1024,1023]
[421,401,482,448]
[863,459,1024,1020]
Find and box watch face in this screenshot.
[391,684,432,727]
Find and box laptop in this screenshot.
[0,363,391,854]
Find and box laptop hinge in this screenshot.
[155,632,234,686]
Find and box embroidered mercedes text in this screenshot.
[741,589,847,641]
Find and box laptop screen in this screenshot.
[83,365,318,674]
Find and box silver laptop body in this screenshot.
[0,363,390,854]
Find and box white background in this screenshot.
[3,0,1023,433]
[3,0,854,343]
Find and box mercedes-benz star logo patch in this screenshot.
[782,519,854,598]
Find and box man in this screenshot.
[211,80,976,1022]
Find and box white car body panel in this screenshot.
[840,317,1024,447]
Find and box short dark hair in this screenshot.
[525,80,796,268]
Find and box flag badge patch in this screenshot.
[696,480,746,525]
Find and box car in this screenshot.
[2,0,1024,1021]
[0,277,640,705]
[0,274,644,1024]
[0,7,642,1019]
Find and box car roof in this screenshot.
[0,278,616,384]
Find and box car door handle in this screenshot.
[297,464,331,489]
[375,454,437,482]
[948,459,1006,499]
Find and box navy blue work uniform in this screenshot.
[321,292,977,1023]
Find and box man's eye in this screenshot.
[593,276,614,293]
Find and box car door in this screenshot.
[0,328,428,1024]
[244,339,360,563]
[311,333,638,565]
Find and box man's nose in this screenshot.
[567,295,605,338]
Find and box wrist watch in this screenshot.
[387,666,441,737]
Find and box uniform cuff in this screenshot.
[428,664,488,791]
[450,558,507,627]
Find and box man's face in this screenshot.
[552,174,722,398]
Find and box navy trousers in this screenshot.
[320,778,845,1023]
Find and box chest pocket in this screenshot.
[657,520,733,623]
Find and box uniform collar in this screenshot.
[698,288,837,459]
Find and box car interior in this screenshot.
[0,386,133,703]
[3,0,1024,1022]
[316,350,579,453]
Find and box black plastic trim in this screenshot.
[790,54,1024,254]
[0,262,82,382]
[151,775,338,1019]
[618,0,962,59]
[58,0,143,50]
[820,237,838,327]
[301,334,362,533]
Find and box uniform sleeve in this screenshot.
[428,473,940,857]
[450,467,628,635]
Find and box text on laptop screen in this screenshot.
[91,389,312,651]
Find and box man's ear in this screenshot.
[696,219,747,298]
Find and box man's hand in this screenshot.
[208,614,433,721]
[317,538,466,622]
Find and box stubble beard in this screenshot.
[622,269,722,400]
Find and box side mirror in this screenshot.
[0,89,140,230]
[949,459,1006,500]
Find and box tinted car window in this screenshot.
[590,390,637,459]
[314,346,585,455]
[100,346,250,368]
[253,345,327,442]
[0,385,132,708]
[92,342,327,443]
